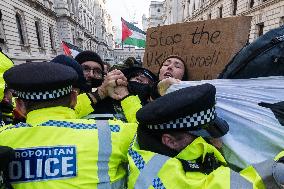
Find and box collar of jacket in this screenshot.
[176,137,227,165]
[26,106,77,126]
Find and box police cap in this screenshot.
[122,67,157,83]
[136,83,229,138]
[51,55,88,91]
[4,62,78,101]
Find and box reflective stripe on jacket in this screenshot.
[128,137,268,189]
[0,106,137,189]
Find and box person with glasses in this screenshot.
[75,51,105,90]
[75,51,128,118]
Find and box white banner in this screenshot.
[167,76,284,168]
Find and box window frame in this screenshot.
[15,12,28,46]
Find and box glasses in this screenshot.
[82,66,103,77]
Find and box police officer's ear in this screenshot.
[161,134,181,151]
[70,90,78,109]
[15,98,27,118]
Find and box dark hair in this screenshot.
[22,94,72,113]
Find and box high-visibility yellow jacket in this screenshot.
[0,106,137,189]
[75,93,94,118]
[75,93,142,123]
[128,136,280,189]
[121,95,142,123]
[0,51,13,101]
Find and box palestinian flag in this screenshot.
[121,18,146,48]
[61,41,83,58]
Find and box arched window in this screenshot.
[249,0,254,8]
[35,20,43,48]
[0,10,5,44]
[157,8,160,12]
[232,0,238,15]
[219,6,223,18]
[49,26,55,50]
[16,13,25,45]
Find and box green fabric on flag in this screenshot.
[123,37,146,48]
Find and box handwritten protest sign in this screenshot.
[143,16,252,80]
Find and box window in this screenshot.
[219,6,223,18]
[35,20,43,48]
[49,26,55,50]
[249,0,254,8]
[257,23,264,37]
[16,13,25,45]
[280,17,284,26]
[157,8,160,12]
[0,10,5,44]
[232,0,238,15]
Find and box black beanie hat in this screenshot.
[75,51,104,72]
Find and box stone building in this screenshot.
[113,46,145,64]
[183,0,284,41]
[0,0,60,64]
[159,0,284,42]
[0,0,114,64]
[142,1,164,30]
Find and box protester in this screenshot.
[127,83,283,188]
[151,55,188,99]
[1,62,137,189]
[122,66,157,104]
[75,50,104,89]
[118,55,186,123]
[74,50,127,118]
[158,55,188,81]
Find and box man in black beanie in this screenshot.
[75,51,104,88]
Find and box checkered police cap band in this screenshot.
[147,107,216,130]
[14,86,72,100]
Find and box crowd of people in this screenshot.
[0,49,283,189]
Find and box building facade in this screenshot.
[159,0,284,42]
[142,1,164,30]
[183,0,284,41]
[0,0,60,64]
[0,0,114,64]
[113,47,145,64]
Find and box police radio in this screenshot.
[0,146,15,189]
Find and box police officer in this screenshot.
[0,51,14,125]
[127,83,283,188]
[1,62,137,189]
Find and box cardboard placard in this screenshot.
[143,16,252,80]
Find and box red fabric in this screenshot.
[121,18,132,41]
[61,41,72,56]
